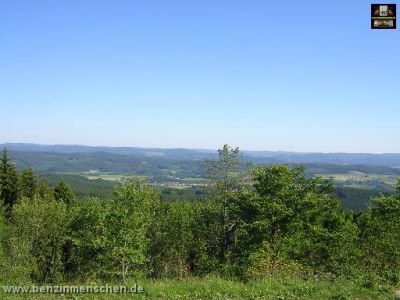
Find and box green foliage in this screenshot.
[148,201,197,278]
[67,181,160,282]
[335,186,389,212]
[0,203,7,281]
[0,148,19,212]
[193,190,259,278]
[7,196,68,283]
[36,180,52,200]
[160,186,205,201]
[40,173,116,199]
[204,144,244,191]
[218,189,261,278]
[109,180,160,281]
[200,145,249,275]
[67,197,112,280]
[251,165,359,276]
[358,181,400,283]
[18,167,37,199]
[53,181,74,205]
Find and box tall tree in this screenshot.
[0,203,7,279]
[53,181,74,205]
[148,201,197,279]
[108,180,159,281]
[37,180,52,200]
[67,197,112,280]
[204,144,244,192]
[0,148,19,212]
[19,167,37,199]
[202,145,248,270]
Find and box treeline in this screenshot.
[31,173,388,211]
[38,173,116,199]
[0,146,400,285]
[335,186,385,212]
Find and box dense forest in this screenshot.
[32,173,391,212]
[1,146,400,298]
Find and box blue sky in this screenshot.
[0,0,399,153]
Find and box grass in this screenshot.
[1,276,397,299]
[317,173,397,186]
[86,174,124,181]
[82,174,148,182]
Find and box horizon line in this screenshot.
[1,141,400,156]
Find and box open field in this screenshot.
[316,172,398,186]
[86,174,125,181]
[61,172,148,182]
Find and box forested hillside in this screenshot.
[4,143,399,212]
[1,146,400,299]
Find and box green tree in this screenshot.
[19,167,37,199]
[204,144,244,192]
[108,180,159,281]
[148,201,197,278]
[0,148,19,212]
[53,181,74,205]
[0,202,7,280]
[251,165,358,276]
[202,145,247,270]
[359,179,400,283]
[9,196,68,282]
[68,198,112,280]
[37,180,52,200]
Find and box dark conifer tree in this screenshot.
[53,181,74,205]
[37,180,52,200]
[19,167,37,199]
[0,148,19,212]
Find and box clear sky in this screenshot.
[0,0,399,153]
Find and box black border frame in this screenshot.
[371,4,396,29]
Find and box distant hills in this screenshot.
[1,143,215,160]
[3,143,398,212]
[1,143,400,180]
[2,143,400,167]
[245,151,400,167]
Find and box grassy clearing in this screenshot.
[317,173,397,186]
[84,174,148,182]
[86,174,124,181]
[1,277,397,300]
